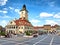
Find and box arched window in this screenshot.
[21,27,23,29]
[14,26,15,29]
[19,27,20,29]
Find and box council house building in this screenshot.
[5,5,33,34]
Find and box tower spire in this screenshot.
[20,4,28,20]
[23,4,26,10]
[20,4,28,12]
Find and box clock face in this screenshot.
[20,12,23,14]
[22,11,27,14]
[20,11,27,15]
[22,12,23,14]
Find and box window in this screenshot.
[21,27,23,29]
[19,27,20,29]
[12,26,13,29]
[24,17,25,19]
[14,26,15,29]
[27,27,29,29]
[25,27,26,29]
[10,22,12,24]
[16,26,18,28]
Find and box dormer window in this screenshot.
[10,22,12,24]
[24,17,25,19]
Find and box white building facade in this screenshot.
[5,5,33,34]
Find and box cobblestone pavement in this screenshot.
[0,34,60,45]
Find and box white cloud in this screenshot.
[0,15,12,18]
[0,20,8,27]
[40,12,53,17]
[9,7,14,10]
[57,20,60,22]
[48,2,55,7]
[0,0,8,6]
[15,9,20,14]
[56,20,60,25]
[9,7,20,14]
[31,19,40,23]
[54,13,60,18]
[32,24,42,26]
[30,19,41,26]
[45,20,58,26]
[0,10,7,14]
[3,8,8,10]
[3,10,7,13]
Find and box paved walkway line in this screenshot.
[17,35,45,45]
[33,36,48,45]
[49,36,54,45]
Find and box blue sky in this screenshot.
[0,0,60,27]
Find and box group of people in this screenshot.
[5,33,12,38]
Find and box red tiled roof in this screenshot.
[33,26,43,31]
[14,18,33,26]
[51,26,55,28]
[33,26,43,29]
[44,25,51,26]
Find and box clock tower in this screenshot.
[20,4,28,20]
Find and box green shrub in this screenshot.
[0,32,5,36]
[25,30,33,36]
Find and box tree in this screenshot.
[25,30,33,36]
